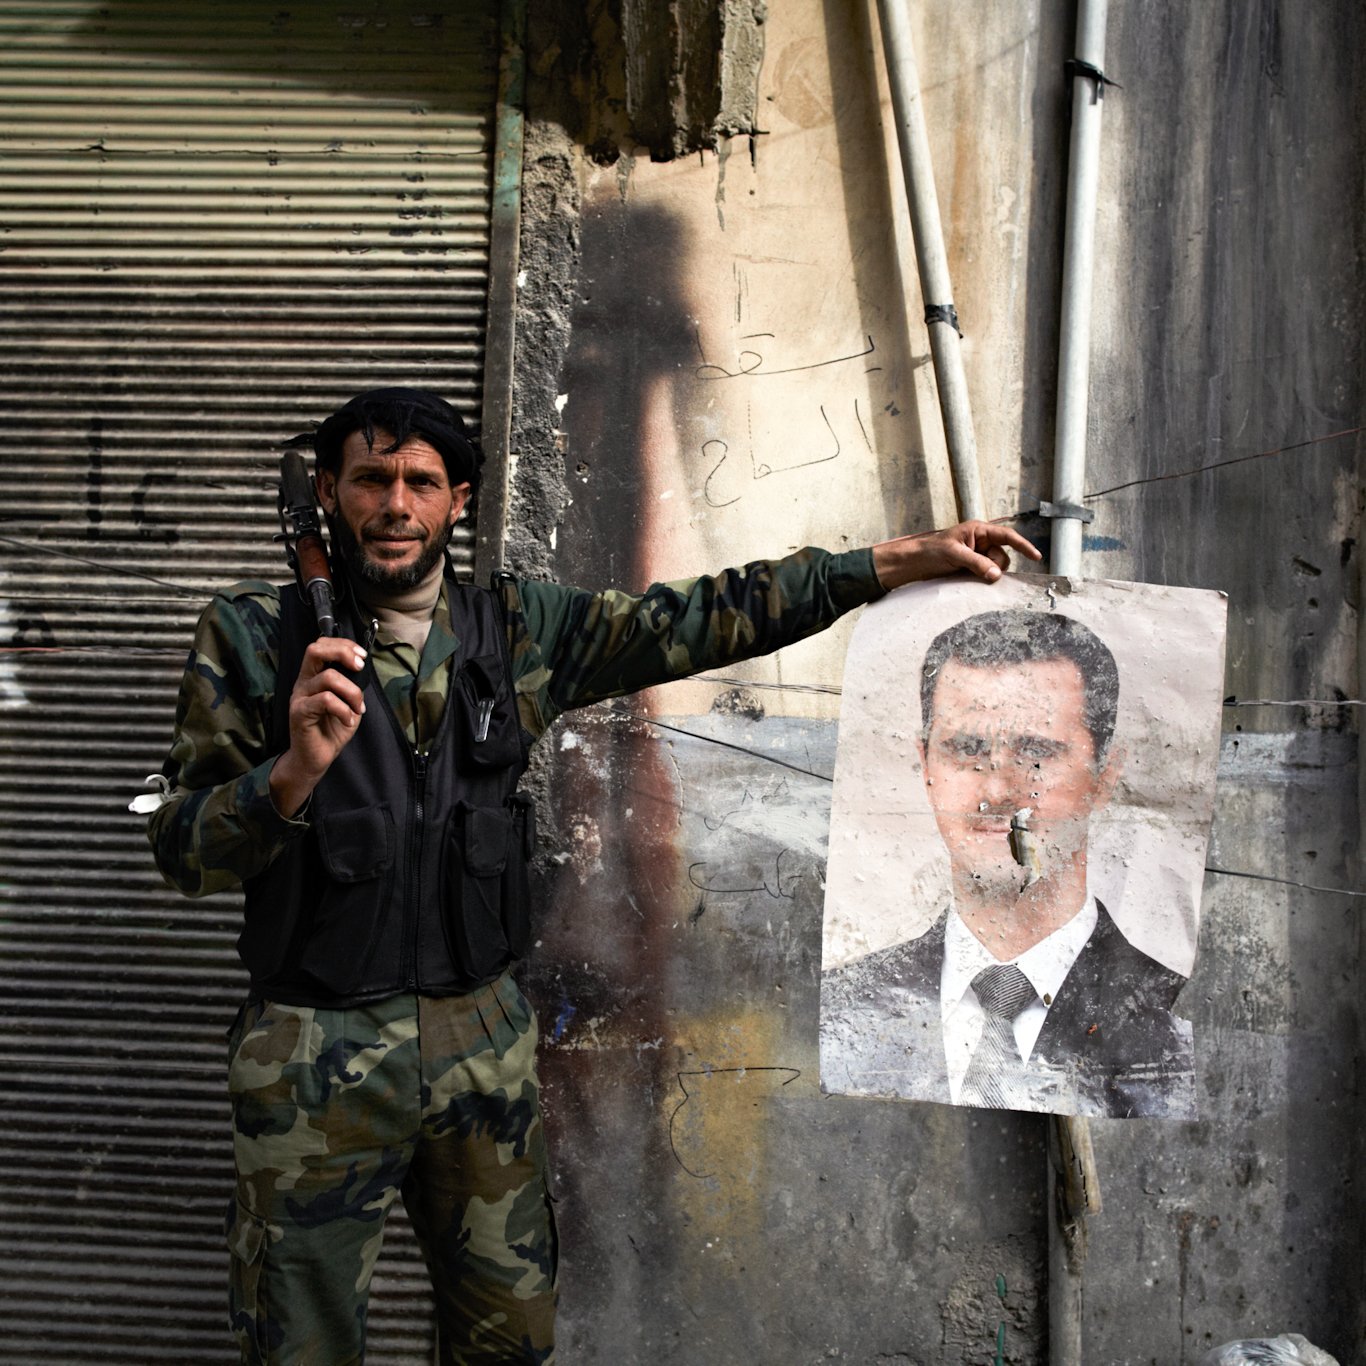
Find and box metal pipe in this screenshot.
[1050,0,1110,578]
[1047,1152,1083,1366]
[473,0,527,585]
[1048,7,1112,1361]
[874,0,985,522]
[1049,1111,1101,1366]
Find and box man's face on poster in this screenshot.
[919,655,1117,897]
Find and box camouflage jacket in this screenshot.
[148,547,884,897]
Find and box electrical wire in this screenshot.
[0,533,207,597]
[602,707,833,782]
[1083,426,1363,501]
[696,673,842,695]
[1204,866,1366,897]
[0,646,184,656]
[1224,698,1362,707]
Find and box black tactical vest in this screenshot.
[238,568,534,1008]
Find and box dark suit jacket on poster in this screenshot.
[820,903,1196,1118]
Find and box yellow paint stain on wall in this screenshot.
[664,1008,815,1291]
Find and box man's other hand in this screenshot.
[268,638,369,819]
[871,521,1043,590]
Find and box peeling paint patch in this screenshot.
[715,136,731,230]
[1216,731,1354,788]
[552,998,577,1041]
[0,580,30,709]
[939,1235,1043,1363]
[567,814,603,882]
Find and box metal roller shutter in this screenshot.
[0,4,497,1361]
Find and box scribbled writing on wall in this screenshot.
[693,330,881,508]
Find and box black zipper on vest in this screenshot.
[405,747,428,988]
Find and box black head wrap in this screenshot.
[291,387,484,495]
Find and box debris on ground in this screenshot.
[1200,1334,1339,1366]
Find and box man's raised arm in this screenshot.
[507,520,1041,739]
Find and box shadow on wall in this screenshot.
[817,0,935,539]
[514,187,699,1334]
[553,190,696,590]
[61,0,496,114]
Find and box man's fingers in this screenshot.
[295,685,361,718]
[295,688,358,721]
[299,637,368,680]
[946,520,1043,581]
[295,696,362,779]
[296,666,366,714]
[973,521,1043,561]
[315,692,362,729]
[870,520,1042,590]
[935,535,1005,583]
[958,548,1005,582]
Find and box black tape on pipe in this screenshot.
[924,303,962,336]
[1064,58,1121,97]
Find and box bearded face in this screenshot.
[327,497,455,592]
[316,429,469,594]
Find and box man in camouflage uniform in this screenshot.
[148,387,1037,1366]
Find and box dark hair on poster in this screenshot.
[920,610,1120,759]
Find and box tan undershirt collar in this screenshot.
[355,559,443,653]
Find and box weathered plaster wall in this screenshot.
[523,0,766,162]
[1068,3,1366,1360]
[513,1,1365,1362]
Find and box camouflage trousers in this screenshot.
[224,972,557,1366]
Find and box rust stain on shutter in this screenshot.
[0,4,497,1362]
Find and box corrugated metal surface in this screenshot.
[0,4,496,1361]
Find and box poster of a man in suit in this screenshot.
[820,574,1227,1119]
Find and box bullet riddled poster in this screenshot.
[819,574,1227,1119]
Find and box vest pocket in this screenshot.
[444,798,535,979]
[298,805,396,994]
[453,653,524,771]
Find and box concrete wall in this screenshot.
[511,1,1365,1362]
